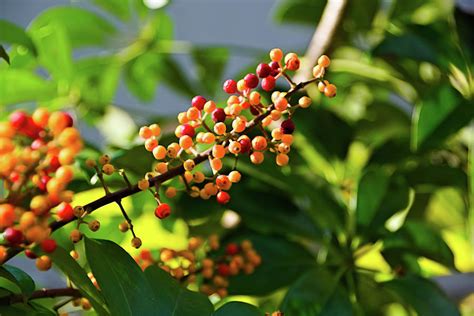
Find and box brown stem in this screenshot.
[4,77,319,262]
[4,287,81,305]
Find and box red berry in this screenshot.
[48,156,61,171]
[63,112,74,127]
[140,249,152,261]
[180,124,195,137]
[41,239,57,253]
[216,191,230,205]
[244,73,259,89]
[212,108,226,123]
[155,203,171,219]
[223,79,237,94]
[9,171,20,183]
[269,61,280,76]
[280,119,295,134]
[25,249,37,259]
[256,63,271,78]
[31,139,45,150]
[239,138,251,153]
[9,111,28,129]
[192,96,206,110]
[250,106,260,116]
[226,243,240,255]
[38,175,51,192]
[262,76,276,91]
[217,263,231,276]
[4,228,23,245]
[57,202,74,221]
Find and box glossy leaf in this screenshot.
[47,245,109,315]
[280,267,352,316]
[144,266,213,316]
[1,265,35,298]
[85,238,158,316]
[213,302,260,316]
[383,276,460,316]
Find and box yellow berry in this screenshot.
[298,96,312,108]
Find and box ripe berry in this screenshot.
[4,228,23,245]
[223,79,237,94]
[256,63,271,78]
[216,175,231,190]
[184,159,195,171]
[180,124,195,137]
[31,139,45,150]
[139,126,153,139]
[41,239,57,253]
[324,84,337,98]
[298,96,312,108]
[212,108,226,123]
[0,204,16,228]
[57,202,74,221]
[9,111,28,129]
[217,263,231,276]
[269,61,280,76]
[138,179,150,191]
[250,152,264,164]
[216,191,230,205]
[155,203,171,219]
[261,76,276,91]
[228,171,241,183]
[238,136,251,153]
[280,119,295,134]
[252,136,267,151]
[131,237,142,249]
[25,249,37,259]
[276,153,289,166]
[286,56,300,71]
[36,255,52,271]
[88,220,100,232]
[318,55,331,67]
[70,229,82,243]
[312,65,325,78]
[244,73,259,89]
[226,243,240,255]
[192,96,207,110]
[270,48,283,62]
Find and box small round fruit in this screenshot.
[261,76,276,91]
[318,55,331,67]
[192,96,207,110]
[223,79,237,94]
[216,191,230,205]
[217,263,231,277]
[244,73,259,89]
[251,136,267,151]
[155,203,171,219]
[180,124,195,137]
[131,237,142,249]
[256,63,271,78]
[298,96,312,108]
[269,48,283,62]
[4,228,23,245]
[280,119,295,134]
[70,229,82,243]
[226,243,240,255]
[324,84,337,98]
[88,220,100,232]
[276,153,289,166]
[41,239,57,253]
[36,255,52,271]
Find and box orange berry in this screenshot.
[324,84,337,98]
[138,179,149,191]
[178,112,189,124]
[202,132,216,144]
[167,143,181,158]
[153,145,167,160]
[58,127,81,147]
[165,187,177,198]
[19,211,36,230]
[270,48,283,62]
[193,171,205,183]
[228,141,242,155]
[30,195,50,216]
[215,175,231,190]
[250,152,264,164]
[187,107,200,121]
[149,124,161,137]
[278,143,291,154]
[0,246,7,263]
[318,55,331,67]
[281,134,294,145]
[298,96,312,108]
[286,56,300,71]
[228,171,241,183]
[204,101,216,114]
[232,118,246,133]
[249,91,261,106]
[102,164,115,175]
[183,159,195,171]
[145,138,158,151]
[210,157,222,171]
[212,145,226,159]
[227,95,240,106]
[271,128,283,140]
[36,255,52,271]
[179,135,193,150]
[237,79,247,92]
[154,162,168,173]
[0,204,16,228]
[214,122,226,135]
[276,153,289,166]
[32,108,49,127]
[252,136,267,151]
[0,122,14,138]
[318,81,326,92]
[275,97,288,111]
[56,165,74,183]
[312,65,325,78]
[204,183,218,196]
[58,148,75,165]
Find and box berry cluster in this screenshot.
[0,109,83,268]
[134,235,261,298]
[138,49,335,214]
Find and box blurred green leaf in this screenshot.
[402,164,468,192]
[356,273,396,315]
[85,238,157,316]
[124,52,164,102]
[383,220,455,268]
[227,233,316,296]
[144,266,213,316]
[213,302,260,316]
[1,265,35,298]
[159,56,199,97]
[112,145,155,176]
[0,276,22,295]
[29,7,116,48]
[274,0,325,25]
[383,276,460,316]
[192,46,229,96]
[0,69,56,105]
[92,0,132,21]
[0,45,9,64]
[413,86,474,150]
[0,20,36,54]
[280,267,352,316]
[46,245,109,315]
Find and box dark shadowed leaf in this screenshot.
[1,265,35,298]
[213,301,260,316]
[192,46,229,96]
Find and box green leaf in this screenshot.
[0,276,22,295]
[274,0,325,25]
[280,268,352,316]
[413,86,474,150]
[144,266,213,316]
[0,20,36,54]
[159,56,198,97]
[124,52,164,102]
[0,69,56,105]
[2,265,35,297]
[383,276,460,316]
[0,45,9,64]
[402,164,468,192]
[85,238,158,316]
[383,221,455,268]
[192,46,229,96]
[92,0,132,21]
[46,245,109,315]
[356,167,391,228]
[28,7,116,49]
[227,233,316,296]
[356,169,410,237]
[213,302,260,316]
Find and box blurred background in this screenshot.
[1,0,474,315]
